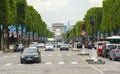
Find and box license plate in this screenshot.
[26,58,33,60]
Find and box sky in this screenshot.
[27,0,103,28]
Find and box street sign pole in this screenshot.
[86,17,105,64]
[78,22,89,55]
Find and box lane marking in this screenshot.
[90,65,104,74]
[12,55,17,57]
[58,62,64,64]
[4,63,13,67]
[106,65,118,70]
[4,56,8,58]
[71,62,78,64]
[41,54,44,56]
[18,64,24,66]
[57,54,62,56]
[49,54,53,56]
[113,62,120,64]
[45,62,52,65]
[66,54,71,56]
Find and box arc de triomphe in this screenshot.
[52,23,64,34]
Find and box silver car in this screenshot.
[60,44,69,51]
[45,43,54,51]
[37,43,45,48]
[109,44,120,61]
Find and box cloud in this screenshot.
[27,0,103,27]
[90,0,103,7]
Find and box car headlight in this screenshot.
[34,55,38,57]
[21,55,25,58]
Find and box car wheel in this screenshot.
[109,57,112,60]
[111,56,117,61]
[20,60,24,64]
[37,58,41,63]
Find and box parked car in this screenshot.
[20,48,41,64]
[77,42,82,48]
[60,43,69,51]
[102,44,115,58]
[85,42,92,49]
[45,43,54,51]
[109,44,120,61]
[37,43,45,48]
[14,44,24,52]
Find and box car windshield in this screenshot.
[111,45,117,49]
[23,48,37,53]
[46,43,53,46]
[61,44,68,47]
[108,45,115,49]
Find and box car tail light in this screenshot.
[115,49,119,53]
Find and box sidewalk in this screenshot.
[0,49,13,54]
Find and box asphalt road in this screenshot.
[0,47,120,74]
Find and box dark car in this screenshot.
[14,44,24,52]
[60,44,69,51]
[85,42,92,49]
[20,48,41,64]
[77,42,82,48]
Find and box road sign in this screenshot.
[81,30,86,36]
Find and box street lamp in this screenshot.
[90,17,94,48]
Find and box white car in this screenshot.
[45,43,54,51]
[60,43,69,51]
[29,44,37,49]
[38,43,45,48]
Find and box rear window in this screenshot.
[118,45,120,49]
[23,48,37,53]
[108,45,114,49]
[111,45,117,49]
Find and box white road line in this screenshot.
[58,62,64,64]
[90,65,104,74]
[41,54,44,56]
[18,64,24,66]
[57,54,62,56]
[66,54,71,56]
[106,65,118,70]
[4,56,8,58]
[113,62,120,64]
[45,62,52,65]
[4,63,13,67]
[12,55,17,57]
[71,62,78,64]
[49,54,53,56]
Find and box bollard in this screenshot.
[73,42,77,50]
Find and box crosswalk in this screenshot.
[2,54,72,58]
[3,61,79,67]
[41,54,71,57]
